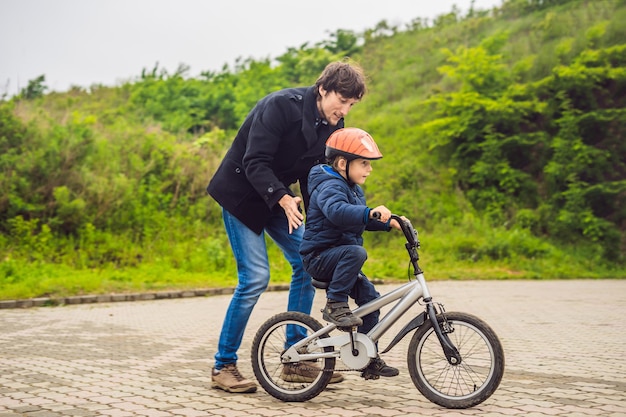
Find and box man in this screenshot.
[207,60,367,393]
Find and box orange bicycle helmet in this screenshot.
[325,127,383,162]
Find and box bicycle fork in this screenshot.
[378,275,462,365]
[425,301,462,365]
[380,300,462,366]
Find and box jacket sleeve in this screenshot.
[318,182,367,226]
[242,95,293,208]
[300,174,311,212]
[365,215,391,232]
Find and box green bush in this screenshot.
[1,0,625,301]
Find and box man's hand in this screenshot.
[279,195,304,234]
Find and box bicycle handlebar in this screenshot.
[371,211,422,275]
[371,212,419,247]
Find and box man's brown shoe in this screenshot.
[281,361,344,384]
[211,364,257,393]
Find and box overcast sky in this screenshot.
[1,0,503,96]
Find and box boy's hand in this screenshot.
[390,216,409,230]
[279,195,303,234]
[370,205,392,223]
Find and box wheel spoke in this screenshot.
[251,312,335,402]
[407,312,504,409]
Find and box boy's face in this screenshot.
[347,158,373,185]
[317,88,359,126]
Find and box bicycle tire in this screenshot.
[407,311,504,409]
[251,311,335,402]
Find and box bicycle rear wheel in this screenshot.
[251,311,335,402]
[407,311,504,409]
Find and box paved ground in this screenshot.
[1,280,625,417]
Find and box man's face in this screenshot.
[317,88,360,126]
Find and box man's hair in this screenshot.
[315,60,366,100]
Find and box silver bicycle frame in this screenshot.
[282,272,432,363]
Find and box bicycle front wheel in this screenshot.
[251,311,335,402]
[407,311,504,409]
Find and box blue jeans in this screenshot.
[303,245,381,334]
[214,208,315,369]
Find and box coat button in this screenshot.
[268,187,274,193]
[235,168,241,173]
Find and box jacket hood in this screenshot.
[307,164,346,196]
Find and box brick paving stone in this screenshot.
[1,280,625,417]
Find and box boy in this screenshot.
[300,127,404,379]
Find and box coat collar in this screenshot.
[301,86,344,150]
[300,86,321,148]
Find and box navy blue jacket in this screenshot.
[300,164,389,256]
[207,86,342,234]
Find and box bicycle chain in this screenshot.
[295,360,382,375]
[293,363,381,380]
[297,363,360,373]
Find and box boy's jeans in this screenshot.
[303,245,381,334]
[214,208,315,369]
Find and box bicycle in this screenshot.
[251,214,505,408]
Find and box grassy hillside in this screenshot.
[1,0,625,300]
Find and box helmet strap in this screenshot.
[345,159,355,186]
[333,156,355,186]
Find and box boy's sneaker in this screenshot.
[281,361,344,384]
[322,300,363,328]
[361,357,399,380]
[211,364,257,393]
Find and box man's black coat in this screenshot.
[207,86,344,234]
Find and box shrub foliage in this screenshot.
[1,0,624,299]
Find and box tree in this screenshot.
[425,36,626,260]
[20,75,47,100]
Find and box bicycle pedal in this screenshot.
[337,325,354,332]
[361,372,380,380]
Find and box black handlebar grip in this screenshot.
[372,211,381,219]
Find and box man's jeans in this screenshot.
[214,208,315,369]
